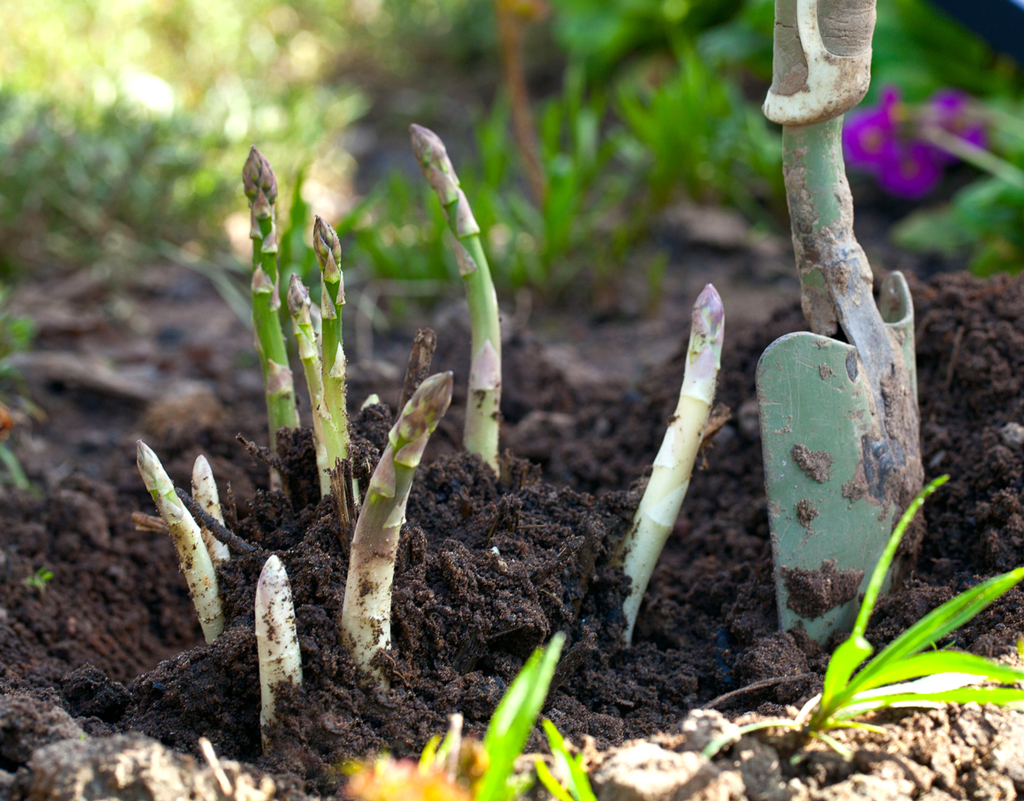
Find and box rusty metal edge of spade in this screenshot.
[756,0,925,643]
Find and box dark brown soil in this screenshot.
[2,266,1024,798]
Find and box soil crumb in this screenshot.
[781,559,863,620]
[791,443,833,483]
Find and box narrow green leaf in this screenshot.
[535,759,575,801]
[542,719,598,801]
[477,633,566,801]
[843,650,1024,695]
[853,476,949,638]
[831,686,1024,720]
[818,634,873,719]
[845,566,1024,700]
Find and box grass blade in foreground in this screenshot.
[341,372,453,687]
[137,441,224,643]
[346,636,568,801]
[477,633,565,801]
[704,475,1024,758]
[410,125,502,473]
[243,147,300,486]
[616,284,723,644]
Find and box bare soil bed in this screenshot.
[1,249,1024,800]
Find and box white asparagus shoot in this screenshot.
[617,284,724,645]
[341,372,454,687]
[191,455,230,566]
[255,554,303,753]
[137,441,225,643]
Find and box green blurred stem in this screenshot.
[319,269,351,477]
[456,233,502,472]
[918,127,1024,190]
[253,215,300,459]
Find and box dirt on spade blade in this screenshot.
[2,270,1024,799]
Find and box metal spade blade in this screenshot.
[757,272,918,642]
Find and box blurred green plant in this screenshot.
[24,567,54,594]
[0,0,365,279]
[0,92,230,275]
[880,97,1024,276]
[615,47,783,221]
[0,289,35,491]
[338,67,636,299]
[549,0,745,79]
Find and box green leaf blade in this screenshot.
[477,633,565,801]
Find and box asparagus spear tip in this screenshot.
[137,441,225,643]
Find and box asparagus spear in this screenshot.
[191,455,230,566]
[286,274,335,499]
[311,217,356,501]
[410,125,502,472]
[255,554,303,753]
[243,147,300,486]
[137,441,225,643]
[617,285,724,645]
[341,372,454,686]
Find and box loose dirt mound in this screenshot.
[1,271,1023,798]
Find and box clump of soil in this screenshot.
[2,271,1024,797]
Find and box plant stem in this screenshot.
[243,147,300,488]
[137,441,224,643]
[492,0,547,207]
[287,274,333,498]
[312,216,354,506]
[341,372,453,687]
[617,285,723,645]
[191,455,230,566]
[410,125,502,472]
[255,553,303,753]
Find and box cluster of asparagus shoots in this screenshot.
[136,371,453,749]
[137,131,726,755]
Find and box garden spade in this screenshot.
[756,0,924,643]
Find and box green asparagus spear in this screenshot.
[312,217,354,494]
[410,125,502,473]
[286,274,336,499]
[341,372,454,686]
[243,147,300,486]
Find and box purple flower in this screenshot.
[922,89,987,165]
[842,85,989,199]
[843,87,901,173]
[876,140,945,198]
